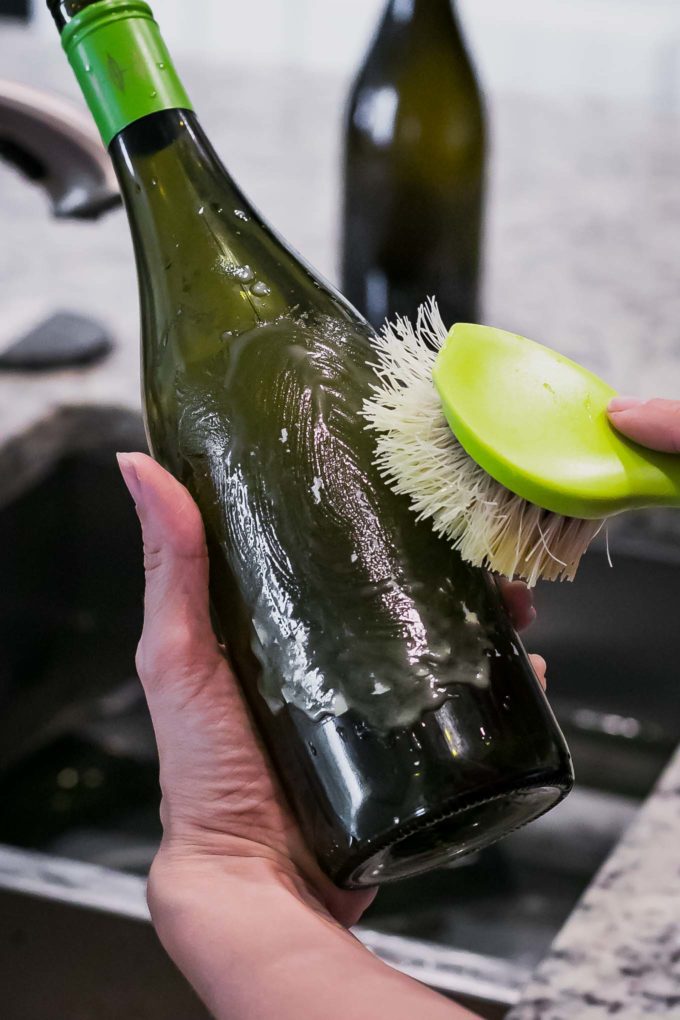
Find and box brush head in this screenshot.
[363,303,607,585]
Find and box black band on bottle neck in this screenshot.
[47,0,102,33]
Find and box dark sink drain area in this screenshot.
[1,440,679,1018]
[0,438,162,867]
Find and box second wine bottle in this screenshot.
[342,0,486,331]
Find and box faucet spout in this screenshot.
[0,78,120,220]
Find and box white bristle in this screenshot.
[363,299,604,586]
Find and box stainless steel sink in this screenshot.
[1,426,678,1019]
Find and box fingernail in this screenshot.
[117,452,143,506]
[608,396,643,413]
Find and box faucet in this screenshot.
[0,77,120,368]
[0,76,120,219]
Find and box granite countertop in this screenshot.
[509,748,680,1018]
[1,26,680,1020]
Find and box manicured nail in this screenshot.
[608,396,643,413]
[117,452,143,506]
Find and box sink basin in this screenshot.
[1,423,678,1019]
[0,414,147,776]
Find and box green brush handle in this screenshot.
[433,324,680,519]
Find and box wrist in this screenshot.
[147,848,474,1020]
[148,831,374,933]
[147,851,356,1020]
[148,843,323,937]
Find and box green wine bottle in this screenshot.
[49,0,572,888]
[342,0,486,331]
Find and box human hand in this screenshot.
[116,452,545,1020]
[117,453,545,922]
[608,396,680,453]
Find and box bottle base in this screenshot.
[338,781,566,888]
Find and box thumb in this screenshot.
[608,397,680,454]
[116,452,224,698]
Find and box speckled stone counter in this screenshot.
[509,748,680,1019]
[2,25,680,1019]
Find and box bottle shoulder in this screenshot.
[346,60,485,162]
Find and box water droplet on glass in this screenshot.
[198,206,205,215]
[251,281,271,297]
[150,90,158,98]
[234,209,249,221]
[308,742,318,757]
[157,61,165,69]
[150,178,157,187]
[85,64,92,73]
[232,265,254,283]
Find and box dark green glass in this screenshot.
[50,0,572,888]
[342,0,486,331]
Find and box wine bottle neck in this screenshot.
[52,0,192,148]
[383,0,460,32]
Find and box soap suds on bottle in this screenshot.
[462,603,480,625]
[182,311,500,732]
[333,693,349,716]
[311,476,323,503]
[221,258,254,283]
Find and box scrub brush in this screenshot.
[363,300,680,586]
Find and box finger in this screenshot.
[499,579,536,631]
[529,654,547,690]
[608,397,680,453]
[117,452,223,689]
